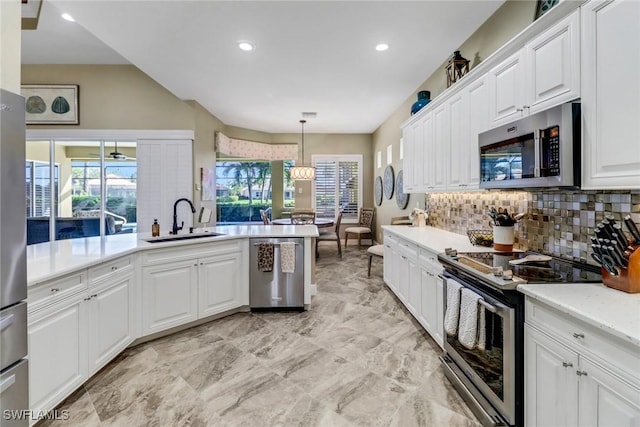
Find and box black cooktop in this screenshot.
[456,251,602,283]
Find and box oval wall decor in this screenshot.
[395,170,410,209]
[374,176,383,206]
[383,165,394,199]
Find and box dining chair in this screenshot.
[291,211,316,225]
[316,211,343,258]
[344,207,375,247]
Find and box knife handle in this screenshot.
[624,216,640,244]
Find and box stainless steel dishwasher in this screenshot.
[249,237,304,310]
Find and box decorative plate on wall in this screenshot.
[395,170,410,209]
[383,165,395,199]
[374,176,383,206]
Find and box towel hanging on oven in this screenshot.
[444,279,463,336]
[458,287,482,350]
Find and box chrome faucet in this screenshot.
[172,198,196,235]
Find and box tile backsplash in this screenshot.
[426,190,640,265]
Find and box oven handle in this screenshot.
[478,299,498,314]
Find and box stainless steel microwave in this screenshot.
[479,103,581,189]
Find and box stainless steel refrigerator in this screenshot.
[0,89,29,426]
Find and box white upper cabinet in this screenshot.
[488,50,526,127]
[581,0,640,189]
[525,10,581,114]
[431,103,449,191]
[488,9,581,128]
[467,77,490,188]
[420,111,434,191]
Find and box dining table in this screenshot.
[271,218,334,229]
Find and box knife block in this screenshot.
[602,246,640,293]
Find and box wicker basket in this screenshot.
[467,230,494,247]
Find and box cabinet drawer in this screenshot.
[28,272,87,311]
[397,238,418,259]
[526,298,640,385]
[88,255,133,284]
[141,240,243,265]
[419,248,441,268]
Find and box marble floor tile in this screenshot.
[43,245,480,426]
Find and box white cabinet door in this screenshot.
[525,324,579,427]
[198,253,244,318]
[406,257,420,316]
[431,103,448,190]
[525,9,580,114]
[383,239,399,293]
[488,51,525,127]
[28,293,88,415]
[447,91,469,189]
[419,266,437,336]
[402,119,423,192]
[578,358,640,427]
[397,254,409,304]
[88,274,135,375]
[420,111,434,190]
[467,77,489,189]
[142,259,198,335]
[435,273,444,347]
[581,0,640,189]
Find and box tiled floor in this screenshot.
[41,243,480,426]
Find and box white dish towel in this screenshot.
[458,287,483,350]
[444,279,463,336]
[280,242,296,273]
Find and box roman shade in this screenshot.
[215,132,298,161]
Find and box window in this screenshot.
[216,160,272,223]
[26,139,137,245]
[312,155,362,222]
[283,160,295,208]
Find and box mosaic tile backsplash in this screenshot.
[425,190,640,265]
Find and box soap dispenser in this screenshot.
[152,219,160,237]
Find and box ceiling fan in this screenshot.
[88,142,136,161]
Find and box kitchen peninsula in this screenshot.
[25,225,318,420]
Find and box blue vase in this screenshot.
[411,90,431,115]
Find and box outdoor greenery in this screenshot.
[216,160,296,222]
[72,195,137,222]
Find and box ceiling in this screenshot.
[21,0,505,134]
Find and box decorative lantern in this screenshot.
[445,50,470,88]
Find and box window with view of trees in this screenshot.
[25,160,59,217]
[216,160,296,223]
[312,155,362,222]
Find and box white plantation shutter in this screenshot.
[312,155,362,222]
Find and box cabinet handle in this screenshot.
[111,266,118,271]
[576,370,588,377]
[90,294,98,298]
[517,108,524,112]
[50,288,60,293]
[562,361,573,368]
[523,105,530,109]
[194,264,198,266]
[572,332,585,339]
[200,262,204,266]
[84,297,92,301]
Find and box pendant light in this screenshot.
[290,119,316,180]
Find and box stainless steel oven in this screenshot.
[438,250,602,427]
[441,272,519,426]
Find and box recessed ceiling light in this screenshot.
[375,43,389,52]
[61,13,75,22]
[238,41,255,52]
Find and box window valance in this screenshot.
[215,132,298,161]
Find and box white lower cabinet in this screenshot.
[142,259,198,335]
[198,252,246,318]
[141,241,249,335]
[28,264,136,420]
[525,298,640,427]
[383,230,443,347]
[88,272,136,375]
[28,292,88,420]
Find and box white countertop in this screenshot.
[27,225,318,286]
[519,283,640,347]
[382,225,496,254]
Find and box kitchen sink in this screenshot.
[144,232,225,243]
